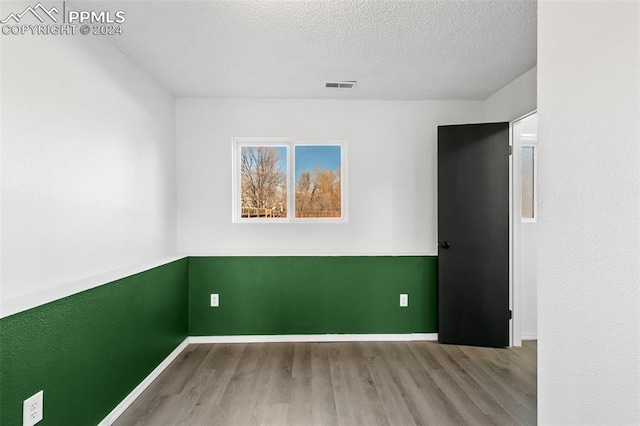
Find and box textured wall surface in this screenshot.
[0,259,189,426]
[189,256,437,336]
[1,32,177,307]
[538,2,640,424]
[176,98,483,255]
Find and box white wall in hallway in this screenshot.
[538,1,640,424]
[484,66,537,123]
[1,35,177,314]
[176,98,483,255]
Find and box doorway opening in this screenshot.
[511,112,538,347]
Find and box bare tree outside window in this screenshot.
[294,145,342,218]
[295,167,341,218]
[240,146,287,218]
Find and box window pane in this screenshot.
[240,146,287,219]
[521,146,535,219]
[294,145,342,218]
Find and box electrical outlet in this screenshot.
[23,390,43,426]
[210,293,219,307]
[400,294,408,307]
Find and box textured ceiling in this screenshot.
[102,0,537,100]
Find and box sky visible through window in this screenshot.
[295,145,341,180]
[262,145,342,179]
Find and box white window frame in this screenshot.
[520,137,537,223]
[232,138,347,223]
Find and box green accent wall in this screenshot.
[0,258,189,426]
[189,256,437,335]
[0,255,437,425]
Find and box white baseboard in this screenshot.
[98,338,189,426]
[521,332,538,340]
[189,333,438,344]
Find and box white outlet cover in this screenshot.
[210,294,219,307]
[23,390,43,426]
[400,294,408,307]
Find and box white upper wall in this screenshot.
[538,1,639,424]
[484,67,537,122]
[1,35,177,314]
[176,99,483,255]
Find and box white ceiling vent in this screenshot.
[325,81,357,89]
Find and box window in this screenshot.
[233,139,346,222]
[239,144,288,219]
[521,145,536,221]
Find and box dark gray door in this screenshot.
[437,122,510,348]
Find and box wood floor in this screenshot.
[114,340,537,426]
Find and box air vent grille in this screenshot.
[325,81,357,89]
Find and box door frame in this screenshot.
[510,110,537,347]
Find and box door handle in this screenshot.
[438,241,450,249]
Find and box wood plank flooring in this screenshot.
[114,341,536,426]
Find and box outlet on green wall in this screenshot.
[189,256,437,335]
[0,259,189,426]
